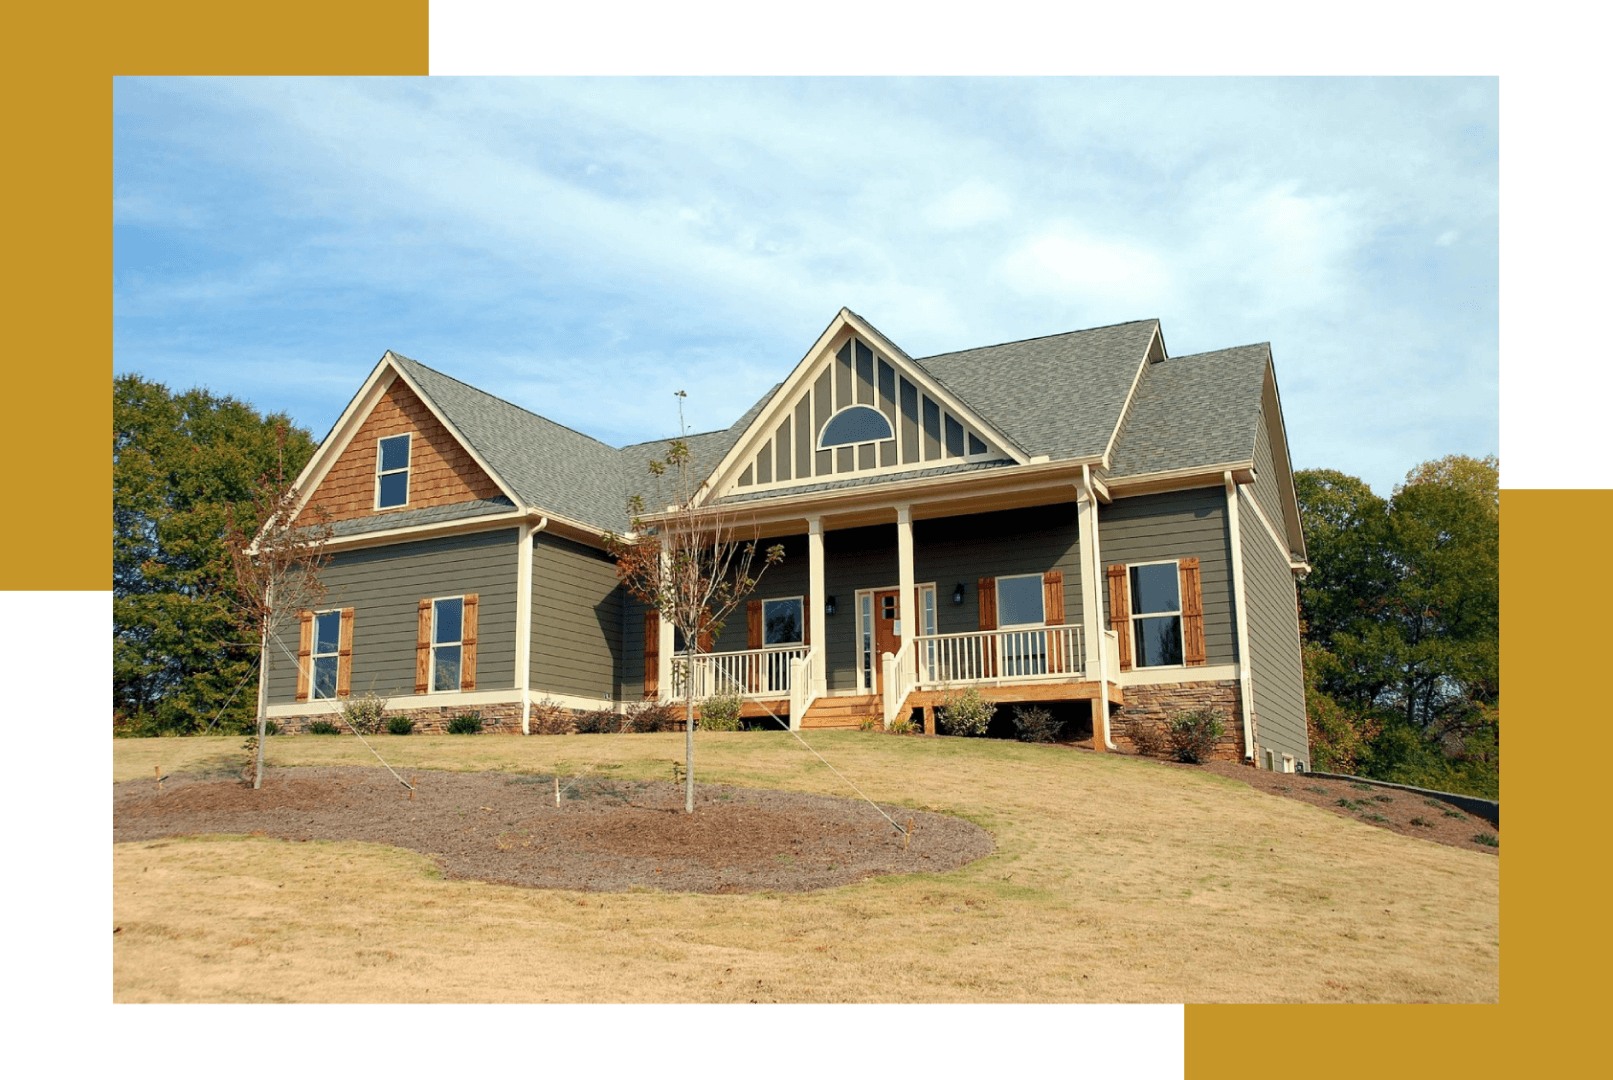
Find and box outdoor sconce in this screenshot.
[952,583,966,605]
[825,596,837,616]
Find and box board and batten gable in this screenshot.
[530,532,623,702]
[1099,487,1236,668]
[1239,487,1309,767]
[298,375,506,527]
[266,528,521,703]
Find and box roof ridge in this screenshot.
[918,318,1159,361]
[389,351,624,453]
[1162,341,1272,363]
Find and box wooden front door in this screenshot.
[872,589,905,695]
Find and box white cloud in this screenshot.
[925,180,1012,231]
[997,224,1175,312]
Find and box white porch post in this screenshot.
[807,516,827,698]
[1082,465,1117,751]
[657,547,675,701]
[896,505,916,681]
[515,521,535,733]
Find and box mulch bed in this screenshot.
[114,766,997,894]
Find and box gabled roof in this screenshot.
[917,319,1161,462]
[1105,343,1271,480]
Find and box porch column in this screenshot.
[896,505,916,681]
[807,516,827,697]
[657,547,675,700]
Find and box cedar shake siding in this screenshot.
[267,528,520,703]
[1099,488,1236,667]
[531,533,623,701]
[1240,488,1309,767]
[301,376,504,525]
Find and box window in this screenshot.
[1129,561,1184,667]
[310,610,342,699]
[818,405,894,449]
[431,596,463,692]
[995,574,1045,626]
[376,433,411,509]
[762,597,803,645]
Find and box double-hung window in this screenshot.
[996,573,1047,677]
[762,597,803,646]
[310,610,342,699]
[1129,561,1184,667]
[431,596,464,692]
[376,433,411,509]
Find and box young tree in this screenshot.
[608,398,782,813]
[224,437,333,789]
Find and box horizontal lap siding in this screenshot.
[532,534,623,701]
[621,593,647,699]
[1241,491,1309,765]
[266,529,519,703]
[1252,407,1286,546]
[707,534,811,654]
[1099,488,1235,666]
[914,504,1082,638]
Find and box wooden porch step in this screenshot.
[800,694,881,730]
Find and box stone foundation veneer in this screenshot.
[1110,678,1247,763]
[279,701,525,735]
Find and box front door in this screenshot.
[872,589,904,696]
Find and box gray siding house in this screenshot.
[265,308,1312,770]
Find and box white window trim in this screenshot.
[376,433,412,510]
[995,573,1047,628]
[760,595,806,647]
[1127,559,1185,669]
[430,594,465,693]
[310,608,342,700]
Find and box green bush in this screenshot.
[447,713,483,735]
[1166,708,1225,763]
[386,715,415,736]
[699,694,744,731]
[341,691,388,736]
[1012,705,1061,743]
[938,688,994,737]
[306,720,341,736]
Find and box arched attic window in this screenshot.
[818,404,894,449]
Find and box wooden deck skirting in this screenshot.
[907,680,1123,708]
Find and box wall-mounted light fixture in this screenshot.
[825,596,837,616]
[952,583,966,606]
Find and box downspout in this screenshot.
[1083,465,1119,751]
[516,514,549,734]
[1225,474,1256,762]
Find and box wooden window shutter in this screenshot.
[697,611,714,654]
[415,599,432,694]
[1042,570,1066,673]
[802,597,811,646]
[747,600,763,649]
[1179,558,1206,666]
[643,610,660,699]
[295,610,313,701]
[1107,564,1133,672]
[461,593,479,690]
[336,608,355,697]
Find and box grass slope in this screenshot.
[113,733,1498,1003]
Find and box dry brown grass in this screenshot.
[113,733,1498,1002]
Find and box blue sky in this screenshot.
[113,77,1497,496]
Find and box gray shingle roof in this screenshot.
[917,320,1160,461]
[1104,343,1271,480]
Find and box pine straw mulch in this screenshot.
[113,766,996,894]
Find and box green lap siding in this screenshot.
[532,533,622,701]
[266,528,520,703]
[1240,489,1309,766]
[1099,488,1236,666]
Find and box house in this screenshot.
[265,308,1311,770]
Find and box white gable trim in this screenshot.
[701,309,1029,503]
[1100,322,1166,470]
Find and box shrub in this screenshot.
[1166,708,1225,764]
[306,720,341,736]
[888,716,917,735]
[529,697,575,735]
[938,688,994,737]
[699,694,744,732]
[625,700,681,733]
[1012,705,1061,743]
[1128,721,1167,757]
[447,713,483,735]
[1472,832,1499,847]
[573,708,625,734]
[341,691,388,736]
[386,715,415,736]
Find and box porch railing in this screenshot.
[788,647,819,732]
[914,625,1086,686]
[882,639,916,727]
[677,645,810,701]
